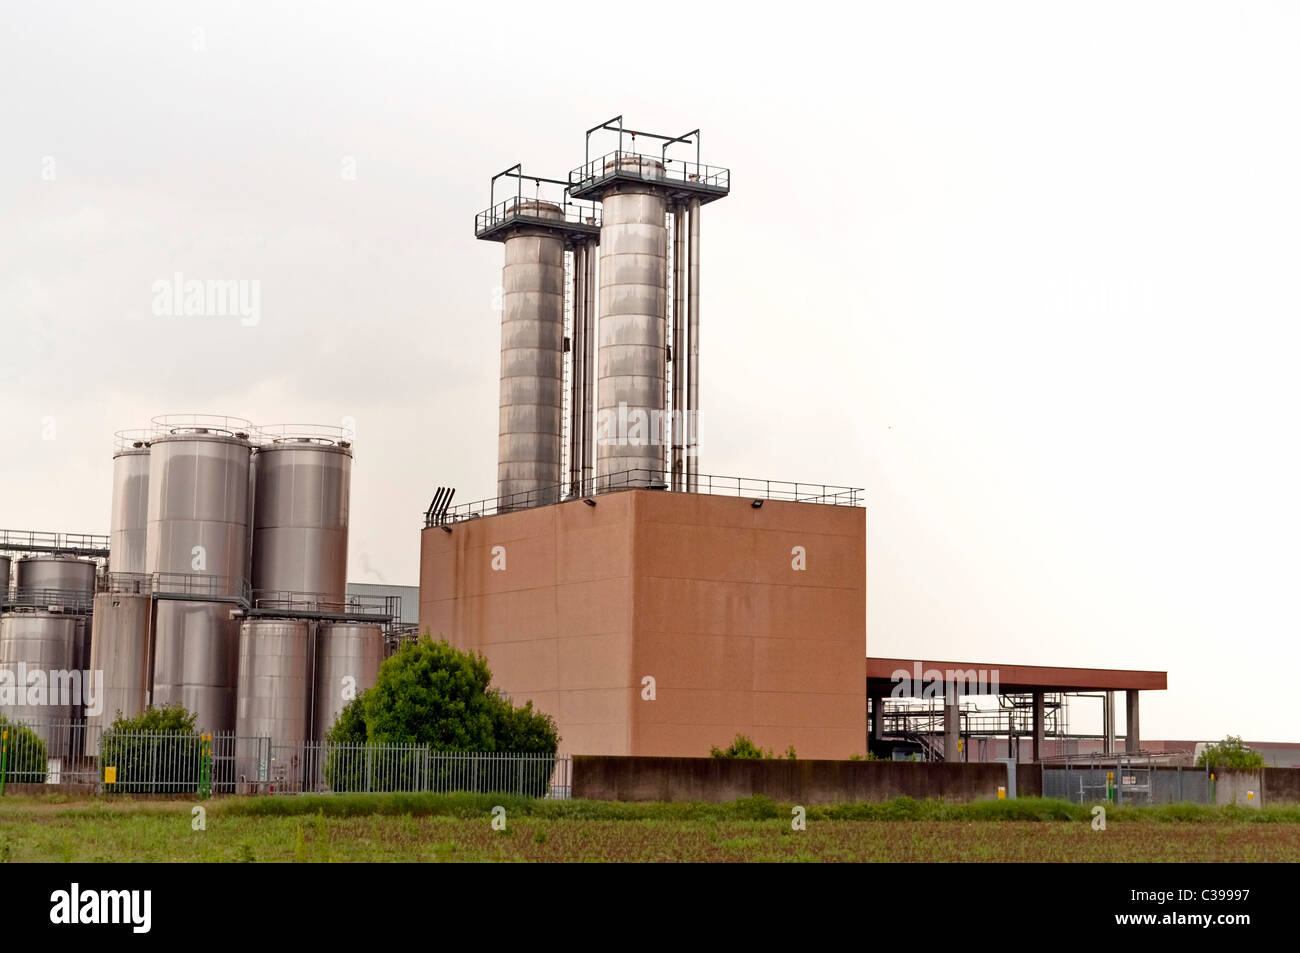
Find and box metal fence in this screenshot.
[0,719,101,787]
[0,720,570,799]
[1042,758,1213,805]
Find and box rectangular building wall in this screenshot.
[420,490,866,759]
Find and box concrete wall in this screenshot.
[420,491,866,759]
[1214,770,1263,808]
[1262,767,1300,803]
[573,755,1011,804]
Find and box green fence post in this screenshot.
[198,733,211,800]
[1,729,8,797]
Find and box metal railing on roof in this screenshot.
[569,150,730,194]
[474,195,601,237]
[425,469,863,527]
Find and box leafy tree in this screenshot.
[322,637,559,792]
[1196,735,1265,771]
[710,733,796,760]
[0,713,49,781]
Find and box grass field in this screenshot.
[2,794,1298,862]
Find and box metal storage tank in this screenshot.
[596,157,668,486]
[251,429,352,607]
[313,621,382,739]
[110,433,151,574]
[14,556,96,607]
[499,199,566,504]
[0,610,78,757]
[86,591,153,735]
[236,619,310,786]
[146,416,253,733]
[151,601,238,731]
[0,555,9,604]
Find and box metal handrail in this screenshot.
[0,529,110,553]
[474,195,601,236]
[569,150,730,193]
[2,587,96,612]
[424,469,863,527]
[150,572,250,602]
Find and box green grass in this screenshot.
[1,793,1298,862]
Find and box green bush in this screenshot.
[709,734,796,760]
[99,704,201,794]
[0,714,49,781]
[321,636,560,793]
[1196,735,1265,771]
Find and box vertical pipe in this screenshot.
[671,206,687,491]
[569,244,584,495]
[686,198,701,491]
[582,241,596,494]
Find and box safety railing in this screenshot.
[249,589,398,622]
[98,572,152,595]
[0,529,110,555]
[427,468,863,526]
[3,588,95,612]
[474,195,601,237]
[150,572,250,603]
[569,150,730,193]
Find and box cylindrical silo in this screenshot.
[86,591,153,737]
[313,621,382,740]
[0,610,78,757]
[250,432,352,608]
[14,556,96,608]
[499,200,566,505]
[146,418,253,733]
[0,555,10,605]
[110,436,151,574]
[236,618,310,786]
[597,157,668,487]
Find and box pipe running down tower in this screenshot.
[568,118,729,491]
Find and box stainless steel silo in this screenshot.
[596,157,668,486]
[86,591,153,734]
[14,556,96,607]
[110,436,151,574]
[250,431,352,607]
[236,619,310,786]
[499,200,566,504]
[150,601,238,731]
[0,610,78,757]
[313,621,382,740]
[146,417,252,733]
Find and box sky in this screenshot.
[2,1,1297,741]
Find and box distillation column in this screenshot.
[498,202,566,505]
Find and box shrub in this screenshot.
[1197,735,1265,771]
[99,704,201,794]
[321,637,560,793]
[0,714,49,781]
[709,734,796,760]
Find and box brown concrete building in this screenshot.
[420,490,866,760]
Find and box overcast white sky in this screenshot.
[3,1,1298,741]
